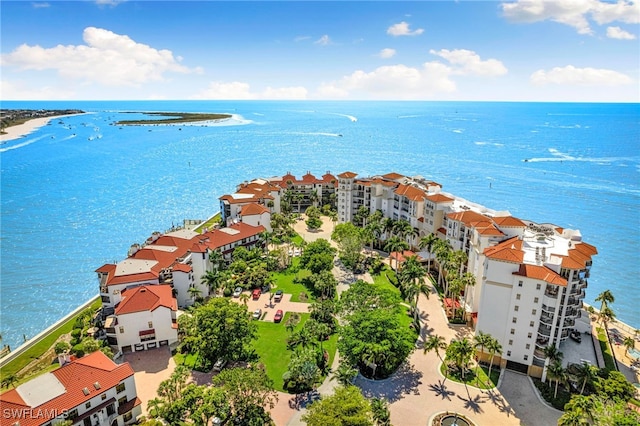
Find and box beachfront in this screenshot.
[0,110,86,143]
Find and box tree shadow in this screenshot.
[456,388,486,414]
[356,362,423,403]
[428,379,455,400]
[485,388,515,417]
[287,390,321,410]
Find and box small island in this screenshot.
[115,111,232,126]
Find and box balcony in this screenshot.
[544,287,559,299]
[533,348,546,360]
[540,313,554,325]
[538,324,552,337]
[541,304,556,314]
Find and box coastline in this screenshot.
[0,113,86,143]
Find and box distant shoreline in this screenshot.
[0,112,87,143]
[115,111,232,126]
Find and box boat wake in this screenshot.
[0,135,50,153]
[327,112,358,122]
[523,148,638,164]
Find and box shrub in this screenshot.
[223,287,232,297]
[54,341,71,355]
[70,328,82,339]
[72,343,85,358]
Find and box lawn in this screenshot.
[174,352,199,369]
[271,258,313,303]
[253,312,309,392]
[194,212,221,233]
[439,362,501,390]
[1,297,101,382]
[596,327,617,370]
[371,267,401,296]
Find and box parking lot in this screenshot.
[230,290,310,322]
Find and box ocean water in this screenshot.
[1,101,638,351]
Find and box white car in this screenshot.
[252,308,262,320]
[212,358,227,372]
[233,287,243,298]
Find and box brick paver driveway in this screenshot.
[231,292,310,322]
[123,346,176,415]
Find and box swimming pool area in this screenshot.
[629,347,640,361]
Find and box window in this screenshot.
[536,283,541,290]
[512,317,517,323]
[101,393,107,400]
[534,297,539,303]
[518,280,523,287]
[118,396,128,406]
[510,328,515,335]
[123,412,133,422]
[530,321,535,327]
[85,402,91,409]
[83,419,92,426]
[514,305,519,312]
[119,326,124,334]
[532,309,537,315]
[67,409,78,420]
[528,333,532,339]
[106,404,115,416]
[508,340,513,345]
[116,382,126,393]
[507,351,511,357]
[516,294,521,300]
[524,355,529,361]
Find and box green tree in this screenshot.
[572,361,598,395]
[300,239,336,274]
[282,347,323,392]
[398,255,429,322]
[332,222,367,271]
[54,341,71,355]
[623,336,635,357]
[331,362,359,386]
[418,233,438,274]
[370,397,391,426]
[191,298,257,365]
[432,239,452,290]
[595,289,615,313]
[542,344,563,383]
[306,215,323,231]
[338,280,400,317]
[547,360,566,399]
[445,338,475,380]
[212,367,278,425]
[473,330,492,362]
[302,385,373,426]
[384,236,409,273]
[558,409,588,426]
[423,334,448,380]
[564,394,595,425]
[486,337,502,380]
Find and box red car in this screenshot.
[252,288,261,300]
[273,310,283,323]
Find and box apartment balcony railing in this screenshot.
[561,329,570,339]
[563,318,576,328]
[541,304,556,314]
[544,289,559,299]
[533,348,546,360]
[540,314,554,325]
[538,324,552,337]
[567,297,580,307]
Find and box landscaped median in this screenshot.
[438,361,500,390]
[596,327,617,370]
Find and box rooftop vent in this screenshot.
[83,387,90,396]
[94,382,101,390]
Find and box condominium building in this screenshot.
[0,351,141,426]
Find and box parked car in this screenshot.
[252,308,262,320]
[261,284,270,293]
[274,310,283,323]
[252,288,261,300]
[233,287,243,298]
[274,290,283,302]
[212,358,227,372]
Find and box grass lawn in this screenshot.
[174,352,199,369]
[371,267,401,296]
[596,327,617,370]
[439,362,500,390]
[253,312,309,392]
[271,259,313,303]
[194,212,221,233]
[1,297,101,382]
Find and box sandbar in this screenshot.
[0,113,86,143]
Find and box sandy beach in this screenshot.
[0,113,86,143]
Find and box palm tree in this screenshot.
[239,293,250,306]
[392,220,414,245]
[399,256,429,322]
[433,239,452,290]
[572,361,597,395]
[418,233,438,275]
[460,272,476,312]
[370,397,391,426]
[486,337,502,380]
[1,374,17,389]
[623,336,635,357]
[449,250,468,279]
[187,285,201,301]
[564,395,595,425]
[384,236,409,273]
[447,338,475,380]
[547,360,566,399]
[328,210,338,230]
[474,331,492,364]
[382,217,396,239]
[595,289,615,312]
[354,205,370,227]
[330,362,358,385]
[309,189,319,208]
[365,220,384,250]
[541,344,563,383]
[598,305,615,333]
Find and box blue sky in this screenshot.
[1,1,638,101]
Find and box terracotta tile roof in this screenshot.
[0,352,135,426]
[240,203,270,216]
[437,227,447,235]
[354,179,372,187]
[513,264,567,286]
[390,250,419,263]
[484,237,524,263]
[370,178,397,187]
[172,263,192,273]
[474,221,505,237]
[447,210,491,227]
[301,172,318,182]
[321,173,337,183]
[493,215,526,227]
[338,171,357,179]
[560,241,597,269]
[195,222,265,252]
[425,193,454,203]
[394,184,425,201]
[115,285,177,315]
[219,194,262,204]
[381,172,405,180]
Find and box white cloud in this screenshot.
[430,49,508,76]
[386,21,424,36]
[315,35,331,46]
[606,26,636,39]
[378,48,396,59]
[191,81,307,100]
[530,65,633,85]
[1,27,197,87]
[1,79,75,100]
[501,0,640,35]
[294,36,312,42]
[316,62,456,100]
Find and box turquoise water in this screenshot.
[1,101,639,350]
